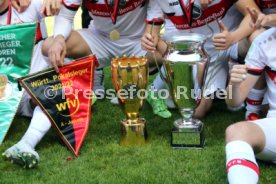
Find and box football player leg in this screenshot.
[225,118,276,183]
[144,39,172,118]
[3,106,51,168]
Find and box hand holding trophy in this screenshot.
[111,55,149,145]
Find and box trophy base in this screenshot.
[171,119,205,149]
[120,118,147,146]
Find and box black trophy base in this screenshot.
[171,119,205,149]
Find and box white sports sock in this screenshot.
[19,106,51,149]
[226,141,259,184]
[245,88,266,118]
[153,67,166,90]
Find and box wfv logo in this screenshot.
[56,98,80,115]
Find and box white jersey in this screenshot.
[256,0,276,14]
[62,0,147,38]
[0,0,47,42]
[147,0,243,62]
[246,28,276,118]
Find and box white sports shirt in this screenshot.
[246,27,276,118]
[256,0,276,14]
[0,0,47,42]
[146,0,244,61]
[56,0,147,39]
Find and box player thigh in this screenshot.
[77,29,111,68]
[226,121,265,150]
[252,118,276,163]
[29,41,50,74]
[66,30,92,59]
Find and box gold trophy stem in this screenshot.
[121,118,147,146]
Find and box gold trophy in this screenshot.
[111,55,149,145]
[156,32,208,148]
[0,75,8,99]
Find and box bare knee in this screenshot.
[66,31,91,58]
[226,122,248,143]
[42,37,54,56]
[225,122,265,152]
[194,98,213,119]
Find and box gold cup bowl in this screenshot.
[111,55,149,145]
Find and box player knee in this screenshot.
[225,122,249,143]
[42,37,54,56]
[194,98,212,119]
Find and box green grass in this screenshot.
[0,69,275,184]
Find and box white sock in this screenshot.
[245,88,266,118]
[19,106,51,149]
[153,67,166,90]
[226,141,259,184]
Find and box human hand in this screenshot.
[213,21,234,50]
[48,36,66,72]
[41,0,62,16]
[11,0,31,13]
[141,33,158,53]
[199,0,213,10]
[247,7,272,29]
[230,64,248,85]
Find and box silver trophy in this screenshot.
[156,32,208,148]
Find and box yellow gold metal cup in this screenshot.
[0,75,8,99]
[111,55,148,145]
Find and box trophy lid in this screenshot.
[162,32,207,64]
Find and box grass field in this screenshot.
[0,69,276,184]
[0,12,276,184]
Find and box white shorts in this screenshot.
[77,28,146,68]
[17,41,50,117]
[252,118,276,163]
[201,43,238,95]
[29,41,49,74]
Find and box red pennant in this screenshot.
[19,55,97,156]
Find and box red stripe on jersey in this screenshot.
[146,18,164,25]
[246,98,263,106]
[258,0,276,10]
[247,68,264,76]
[166,0,234,30]
[265,67,276,84]
[226,159,260,176]
[85,0,145,17]
[62,0,80,10]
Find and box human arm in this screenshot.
[47,1,80,71]
[226,40,266,107]
[247,7,276,28]
[141,0,164,53]
[199,0,213,10]
[11,0,31,13]
[213,0,260,50]
[41,0,62,16]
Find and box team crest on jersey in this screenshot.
[192,4,202,20]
